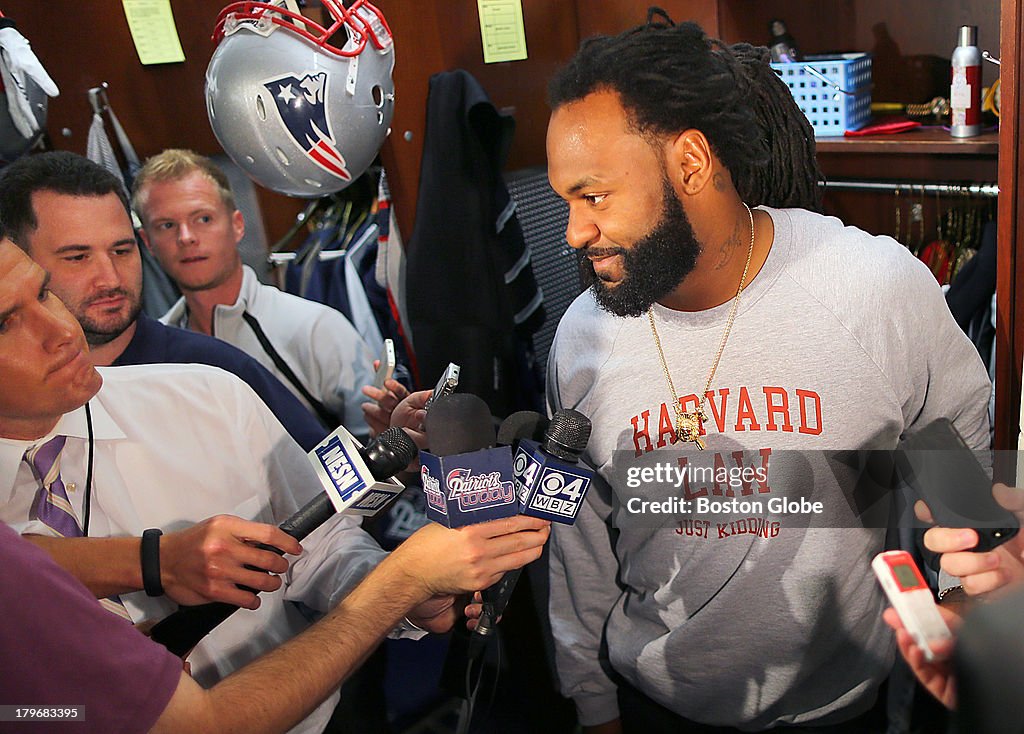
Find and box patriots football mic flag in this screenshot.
[420,394,521,527]
[264,71,351,182]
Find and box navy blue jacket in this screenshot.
[113,314,327,451]
[405,70,544,417]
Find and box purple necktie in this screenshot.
[26,436,132,621]
[27,436,80,538]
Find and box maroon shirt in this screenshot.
[0,523,181,732]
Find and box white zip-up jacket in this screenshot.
[164,265,375,441]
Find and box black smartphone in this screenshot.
[898,418,1019,552]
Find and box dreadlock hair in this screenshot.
[548,19,766,193]
[548,13,823,213]
[731,42,823,212]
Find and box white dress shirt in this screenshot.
[0,363,388,734]
[163,265,376,441]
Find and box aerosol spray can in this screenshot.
[950,25,982,138]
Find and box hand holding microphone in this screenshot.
[475,409,593,641]
[150,426,417,656]
[417,396,593,648]
[458,410,548,634]
[395,516,552,598]
[158,515,303,609]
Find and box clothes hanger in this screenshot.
[268,197,329,258]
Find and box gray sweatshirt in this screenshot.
[547,206,991,729]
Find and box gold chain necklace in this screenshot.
[647,202,755,450]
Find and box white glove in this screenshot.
[0,26,58,139]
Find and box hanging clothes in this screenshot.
[284,214,385,350]
[280,172,413,386]
[373,169,418,385]
[405,69,545,416]
[84,85,178,318]
[946,220,997,369]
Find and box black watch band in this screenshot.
[141,528,164,597]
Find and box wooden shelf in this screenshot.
[815,128,999,155]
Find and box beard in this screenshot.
[77,288,143,346]
[584,178,701,318]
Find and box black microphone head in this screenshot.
[360,427,419,479]
[425,393,495,456]
[497,411,549,447]
[543,409,592,462]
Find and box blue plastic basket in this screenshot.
[770,53,872,137]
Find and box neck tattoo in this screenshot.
[647,202,755,450]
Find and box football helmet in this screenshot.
[0,19,56,166]
[0,73,46,165]
[205,0,395,197]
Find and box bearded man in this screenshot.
[544,19,991,734]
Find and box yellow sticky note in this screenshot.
[477,0,528,64]
[122,0,186,65]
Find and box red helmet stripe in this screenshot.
[309,143,352,180]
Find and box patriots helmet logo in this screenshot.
[264,72,351,182]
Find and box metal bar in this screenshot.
[822,179,1000,198]
[87,82,110,115]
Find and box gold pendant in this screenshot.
[675,410,708,450]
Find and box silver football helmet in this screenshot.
[0,73,46,165]
[205,0,395,198]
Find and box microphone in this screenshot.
[420,394,520,526]
[150,426,417,656]
[303,425,419,523]
[513,409,593,522]
[464,411,547,655]
[425,393,495,455]
[473,410,593,642]
[496,410,549,448]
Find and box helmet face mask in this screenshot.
[206,0,394,197]
[212,0,392,58]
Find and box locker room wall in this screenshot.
[5,1,306,240]
[5,0,585,241]
[6,1,706,241]
[7,1,1022,447]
